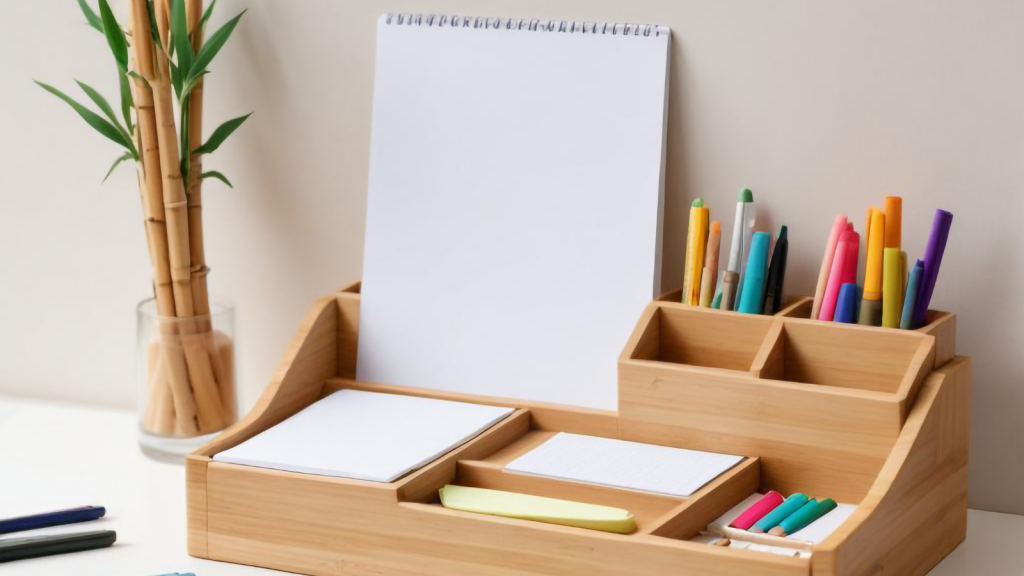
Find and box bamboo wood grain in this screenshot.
[335,282,361,379]
[188,289,967,576]
[195,296,338,457]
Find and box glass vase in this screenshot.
[136,298,237,462]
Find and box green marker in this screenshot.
[771,498,837,537]
[750,493,809,533]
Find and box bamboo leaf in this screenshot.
[78,0,104,33]
[103,152,134,183]
[181,70,209,99]
[118,69,134,134]
[75,79,133,148]
[127,70,149,85]
[200,171,233,188]
[170,0,193,79]
[187,9,245,84]
[193,113,251,155]
[147,0,162,48]
[169,61,183,100]
[36,80,136,155]
[97,0,128,72]
[199,0,217,29]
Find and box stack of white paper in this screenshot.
[505,433,743,497]
[214,390,514,482]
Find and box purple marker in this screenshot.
[912,209,953,327]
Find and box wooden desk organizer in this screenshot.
[187,283,969,576]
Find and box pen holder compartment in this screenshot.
[625,302,775,372]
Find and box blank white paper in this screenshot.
[358,16,671,409]
[213,390,514,482]
[505,433,742,497]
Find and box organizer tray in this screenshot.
[187,282,970,576]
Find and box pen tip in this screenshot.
[739,188,754,203]
[692,198,705,208]
[779,225,788,239]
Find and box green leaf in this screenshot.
[193,112,251,155]
[199,0,217,29]
[170,0,193,79]
[127,70,149,85]
[188,9,245,85]
[78,0,104,33]
[147,0,162,48]
[118,69,134,134]
[200,171,233,188]
[97,0,128,72]
[75,79,133,149]
[103,152,134,183]
[169,61,183,100]
[181,69,208,99]
[36,80,136,155]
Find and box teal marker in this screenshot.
[750,493,809,533]
[736,231,772,314]
[900,259,924,329]
[771,498,837,536]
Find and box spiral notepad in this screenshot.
[359,14,671,409]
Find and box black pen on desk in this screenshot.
[0,530,116,562]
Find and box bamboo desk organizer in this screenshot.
[187,282,969,576]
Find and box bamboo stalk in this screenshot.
[186,0,211,319]
[131,0,201,436]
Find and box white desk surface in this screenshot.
[1,395,1021,576]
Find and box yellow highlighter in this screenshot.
[858,208,885,326]
[683,199,709,305]
[439,485,637,534]
[882,248,904,328]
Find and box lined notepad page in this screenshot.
[358,15,671,410]
[213,390,514,482]
[506,433,743,497]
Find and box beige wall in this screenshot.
[1,0,1021,513]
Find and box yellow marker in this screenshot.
[858,209,885,325]
[439,485,637,534]
[882,248,904,328]
[683,199,709,305]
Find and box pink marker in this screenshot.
[819,231,861,321]
[730,491,785,530]
[811,215,849,321]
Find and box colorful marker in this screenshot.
[811,215,848,320]
[858,208,885,326]
[682,199,708,305]
[819,231,860,321]
[737,232,772,314]
[763,226,789,315]
[834,283,859,323]
[730,491,785,530]
[700,221,722,307]
[882,247,904,328]
[769,498,837,537]
[912,209,953,327]
[901,259,924,329]
[714,189,755,310]
[751,493,809,534]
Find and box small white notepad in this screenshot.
[214,390,514,482]
[506,433,743,497]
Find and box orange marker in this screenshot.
[884,197,902,249]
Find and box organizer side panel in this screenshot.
[196,296,338,458]
[619,362,902,503]
[336,289,360,379]
[813,357,970,576]
[186,454,210,558]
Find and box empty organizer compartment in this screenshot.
[626,303,774,372]
[754,319,935,400]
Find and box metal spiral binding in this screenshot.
[384,13,665,38]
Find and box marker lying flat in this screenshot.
[439,485,637,534]
[768,498,837,537]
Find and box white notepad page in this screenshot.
[358,15,671,409]
[506,433,743,497]
[213,390,514,482]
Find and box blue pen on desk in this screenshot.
[0,506,106,535]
